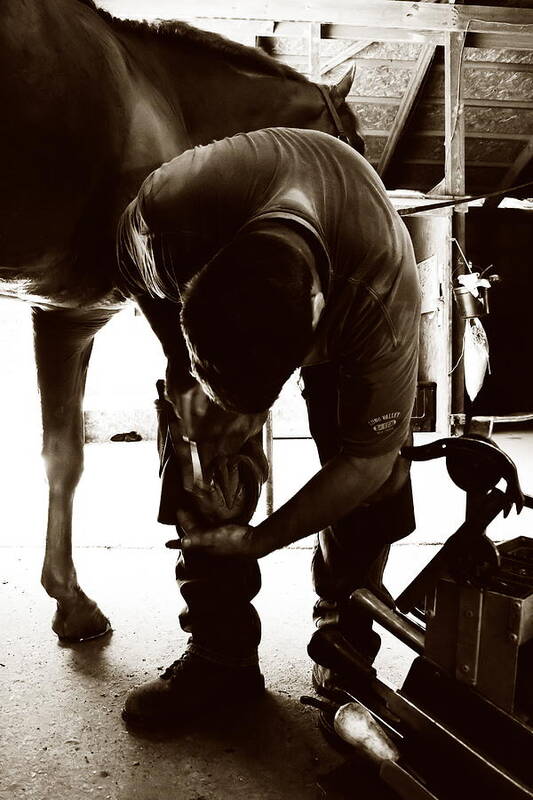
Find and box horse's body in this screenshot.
[1,0,363,641]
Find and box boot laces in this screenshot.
[161,650,197,681]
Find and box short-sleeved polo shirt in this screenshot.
[125,127,421,457]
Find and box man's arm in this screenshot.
[176,448,397,558]
[256,448,397,551]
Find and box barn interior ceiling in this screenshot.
[264,35,533,197]
[100,0,533,200]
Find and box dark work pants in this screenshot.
[176,549,262,668]
[155,391,263,669]
[301,362,416,649]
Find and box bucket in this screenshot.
[453,285,489,318]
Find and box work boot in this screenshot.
[311,629,381,703]
[123,648,265,728]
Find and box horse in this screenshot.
[0,0,364,643]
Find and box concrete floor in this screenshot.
[1,429,533,800]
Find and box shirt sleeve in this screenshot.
[337,284,419,458]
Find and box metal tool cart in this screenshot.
[305,428,533,800]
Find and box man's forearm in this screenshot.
[255,450,397,553]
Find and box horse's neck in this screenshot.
[120,33,322,147]
[181,59,321,144]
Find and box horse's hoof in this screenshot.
[58,620,113,644]
[52,592,113,644]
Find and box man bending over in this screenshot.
[118,127,421,726]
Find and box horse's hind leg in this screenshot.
[32,305,118,642]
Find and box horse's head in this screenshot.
[316,64,365,156]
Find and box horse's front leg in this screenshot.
[33,306,117,642]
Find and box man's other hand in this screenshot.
[169,509,273,558]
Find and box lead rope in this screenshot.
[316,83,350,145]
[397,179,533,216]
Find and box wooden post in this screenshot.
[444,30,467,429]
[308,22,322,80]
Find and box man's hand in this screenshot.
[169,509,273,559]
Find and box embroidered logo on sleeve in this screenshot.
[368,411,401,433]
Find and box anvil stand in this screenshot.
[304,431,533,800]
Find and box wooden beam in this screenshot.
[484,137,533,208]
[323,24,444,46]
[100,1,533,48]
[326,25,533,50]
[308,22,321,80]
[377,43,437,177]
[286,56,533,75]
[492,137,533,187]
[367,130,531,143]
[320,41,373,76]
[179,18,275,41]
[444,32,466,198]
[462,60,533,74]
[348,96,400,105]
[465,98,533,110]
[405,158,509,168]
[428,178,446,196]
[324,24,533,51]
[162,2,533,41]
[160,1,533,30]
[351,96,533,110]
[467,32,533,51]
[444,30,467,420]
